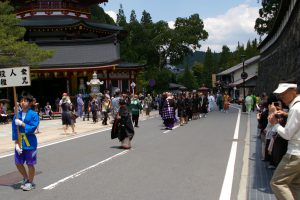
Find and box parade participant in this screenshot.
[268,81,300,200]
[208,92,215,112]
[76,93,84,118]
[90,95,99,123]
[144,94,153,116]
[223,91,230,113]
[192,93,199,120]
[31,98,40,133]
[199,92,208,118]
[162,92,176,130]
[245,93,253,114]
[216,93,223,112]
[12,93,39,191]
[111,89,121,119]
[111,99,134,149]
[61,94,75,134]
[129,95,142,127]
[177,93,186,125]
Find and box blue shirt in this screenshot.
[12,109,39,150]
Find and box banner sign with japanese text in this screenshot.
[0,66,31,88]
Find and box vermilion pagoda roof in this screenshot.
[8,0,108,5]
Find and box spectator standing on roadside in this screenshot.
[44,102,53,119]
[269,81,300,200]
[61,94,75,134]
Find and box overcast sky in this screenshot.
[102,0,261,52]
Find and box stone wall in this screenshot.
[257,1,300,94]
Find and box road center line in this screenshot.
[219,106,241,200]
[43,150,129,190]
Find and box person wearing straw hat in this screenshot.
[12,93,39,191]
[269,80,300,200]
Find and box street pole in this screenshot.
[241,55,247,112]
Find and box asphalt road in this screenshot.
[0,107,249,200]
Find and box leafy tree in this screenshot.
[116,4,127,26]
[177,65,197,90]
[254,0,280,37]
[130,10,138,23]
[0,1,53,67]
[90,4,116,24]
[218,45,231,72]
[192,61,204,84]
[140,10,153,25]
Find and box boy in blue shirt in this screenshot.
[12,93,39,191]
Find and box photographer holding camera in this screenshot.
[268,81,300,200]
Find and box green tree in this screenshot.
[116,4,127,26]
[218,45,231,72]
[0,1,53,67]
[130,10,138,23]
[140,10,153,25]
[90,4,115,24]
[254,0,280,37]
[192,61,204,84]
[177,65,197,90]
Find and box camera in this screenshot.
[275,114,283,119]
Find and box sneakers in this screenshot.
[20,179,28,189]
[22,182,35,191]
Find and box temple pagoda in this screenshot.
[6,0,143,105]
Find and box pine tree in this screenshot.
[0,1,53,67]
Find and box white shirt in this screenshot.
[275,95,300,155]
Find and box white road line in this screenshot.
[233,108,241,139]
[162,125,180,133]
[219,141,238,200]
[0,115,158,159]
[219,106,241,200]
[0,128,111,159]
[43,150,129,190]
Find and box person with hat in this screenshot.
[12,93,39,191]
[269,81,300,200]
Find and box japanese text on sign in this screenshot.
[0,67,31,88]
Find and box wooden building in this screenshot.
[6,0,144,105]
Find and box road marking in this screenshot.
[0,128,111,159]
[43,150,129,190]
[162,125,180,133]
[219,106,241,200]
[237,113,250,199]
[0,116,158,159]
[233,108,241,140]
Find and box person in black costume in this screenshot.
[111,99,134,149]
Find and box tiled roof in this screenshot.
[18,16,124,32]
[38,42,119,68]
[217,55,260,76]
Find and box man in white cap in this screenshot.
[269,81,300,200]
